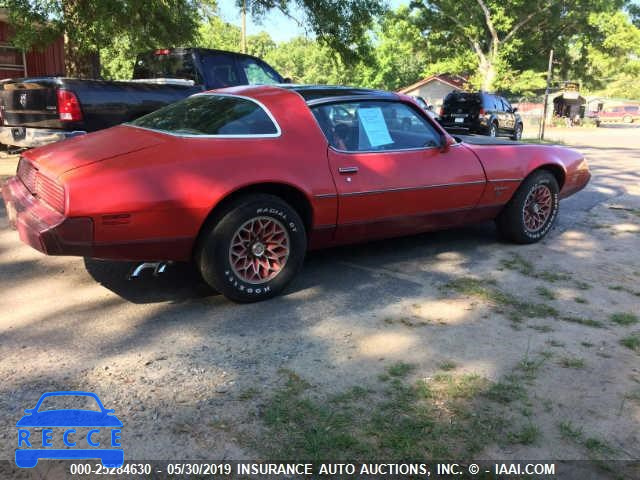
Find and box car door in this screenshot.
[310,99,487,242]
[500,97,516,131]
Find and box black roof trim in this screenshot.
[280,85,398,103]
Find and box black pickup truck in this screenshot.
[0,48,285,148]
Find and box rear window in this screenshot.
[443,93,481,113]
[133,50,200,83]
[129,94,279,136]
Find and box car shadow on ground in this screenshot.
[83,221,500,305]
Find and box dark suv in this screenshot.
[439,92,523,140]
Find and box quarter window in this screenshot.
[130,94,278,136]
[311,101,440,152]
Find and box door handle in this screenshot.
[339,166,359,174]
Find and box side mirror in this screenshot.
[283,77,292,84]
[512,107,518,113]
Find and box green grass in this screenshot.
[608,285,640,296]
[580,341,594,348]
[444,277,558,321]
[438,361,457,371]
[508,423,541,445]
[610,312,639,326]
[259,365,511,461]
[536,286,556,301]
[559,356,586,369]
[574,297,589,304]
[500,254,570,282]
[620,334,640,352]
[625,389,640,404]
[484,376,526,404]
[561,316,605,328]
[574,281,592,290]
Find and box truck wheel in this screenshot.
[196,194,306,302]
[489,122,498,137]
[511,123,523,141]
[496,170,559,244]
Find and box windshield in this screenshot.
[129,94,278,136]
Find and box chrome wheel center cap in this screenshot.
[532,204,540,214]
[251,242,266,257]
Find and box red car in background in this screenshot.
[594,104,640,126]
[2,85,591,302]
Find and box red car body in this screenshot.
[2,85,590,300]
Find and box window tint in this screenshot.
[130,94,278,136]
[239,57,282,85]
[501,98,513,112]
[200,53,240,88]
[312,101,440,152]
[133,50,200,83]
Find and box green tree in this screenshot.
[411,0,627,90]
[4,0,213,78]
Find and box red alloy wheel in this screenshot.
[523,184,553,232]
[228,216,290,284]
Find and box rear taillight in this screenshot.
[479,108,486,115]
[439,108,445,117]
[57,90,83,122]
[17,157,66,213]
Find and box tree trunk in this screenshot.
[479,55,496,91]
[64,35,100,78]
[62,0,100,78]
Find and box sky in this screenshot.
[217,0,408,43]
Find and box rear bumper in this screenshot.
[0,126,86,148]
[2,176,93,255]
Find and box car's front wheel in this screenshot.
[489,122,498,137]
[496,170,559,244]
[196,194,307,302]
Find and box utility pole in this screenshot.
[241,0,247,54]
[539,49,554,140]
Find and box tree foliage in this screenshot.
[410,0,628,91]
[3,0,210,77]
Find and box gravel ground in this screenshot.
[0,125,639,475]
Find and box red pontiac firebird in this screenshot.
[2,85,590,302]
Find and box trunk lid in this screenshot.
[22,125,166,178]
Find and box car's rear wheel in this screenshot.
[511,123,523,141]
[196,194,307,302]
[489,122,498,137]
[496,170,559,244]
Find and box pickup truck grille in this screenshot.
[17,157,65,213]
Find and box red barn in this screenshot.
[0,8,65,80]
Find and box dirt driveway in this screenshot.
[1,126,639,477]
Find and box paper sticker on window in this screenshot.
[358,108,393,147]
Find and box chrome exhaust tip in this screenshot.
[129,261,172,279]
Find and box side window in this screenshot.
[501,98,513,112]
[131,94,278,136]
[311,100,440,152]
[200,54,239,88]
[239,58,282,85]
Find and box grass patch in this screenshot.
[501,254,570,282]
[237,387,260,401]
[620,334,640,352]
[574,297,589,304]
[438,361,457,371]
[547,339,565,348]
[444,277,558,321]
[610,312,639,326]
[559,356,586,369]
[560,316,604,328]
[574,281,591,290]
[484,376,526,404]
[508,423,541,445]
[580,341,594,348]
[536,286,556,300]
[608,285,640,296]
[625,389,640,404]
[260,365,510,461]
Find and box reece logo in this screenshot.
[15,391,123,468]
